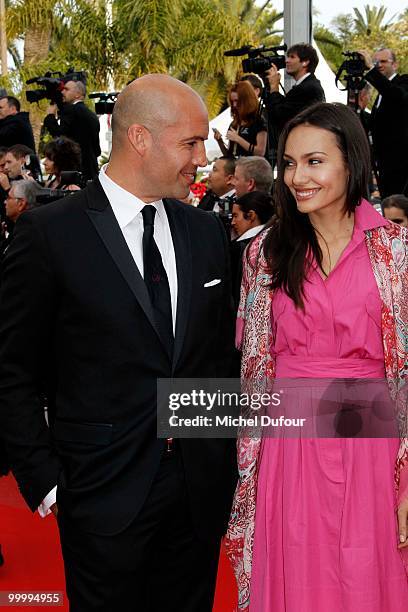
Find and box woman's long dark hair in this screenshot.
[263,102,370,308]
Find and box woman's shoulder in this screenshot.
[244,222,275,271]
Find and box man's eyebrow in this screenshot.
[283,151,328,159]
[181,136,206,142]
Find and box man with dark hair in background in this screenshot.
[198,156,236,211]
[3,144,38,181]
[44,80,101,181]
[264,43,325,165]
[0,96,36,151]
[359,48,408,197]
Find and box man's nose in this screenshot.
[193,142,207,168]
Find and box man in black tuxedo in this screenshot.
[360,48,408,197]
[44,80,101,181]
[198,156,236,212]
[0,75,236,611]
[265,43,325,164]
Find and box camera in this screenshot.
[36,171,86,205]
[26,69,87,109]
[335,51,366,89]
[88,92,119,114]
[217,194,236,236]
[224,44,287,77]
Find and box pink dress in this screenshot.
[250,203,408,611]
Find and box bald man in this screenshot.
[0,75,236,611]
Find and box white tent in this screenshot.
[204,42,347,162]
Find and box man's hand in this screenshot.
[50,502,58,517]
[0,172,10,191]
[265,64,281,92]
[46,104,58,116]
[358,50,374,71]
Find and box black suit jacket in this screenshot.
[0,112,36,151]
[266,74,326,148]
[0,179,236,539]
[364,69,408,195]
[44,102,101,181]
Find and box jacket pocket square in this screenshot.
[204,279,221,288]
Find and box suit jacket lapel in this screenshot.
[163,199,192,372]
[85,180,162,344]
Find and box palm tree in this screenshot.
[353,5,396,36]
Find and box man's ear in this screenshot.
[247,210,256,223]
[226,173,235,187]
[18,200,28,215]
[248,178,255,192]
[127,124,151,155]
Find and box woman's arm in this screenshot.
[213,128,230,156]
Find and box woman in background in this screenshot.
[382,193,408,227]
[214,81,267,158]
[43,137,81,190]
[226,103,408,611]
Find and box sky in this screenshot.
[274,0,406,27]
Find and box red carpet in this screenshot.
[0,475,237,611]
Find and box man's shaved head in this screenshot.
[112,74,206,147]
[106,73,208,201]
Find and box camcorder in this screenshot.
[216,194,236,236]
[88,92,119,114]
[26,69,87,110]
[224,44,287,77]
[335,52,366,90]
[36,171,86,205]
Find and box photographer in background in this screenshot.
[198,157,236,212]
[265,43,325,165]
[3,144,40,182]
[43,137,82,191]
[44,80,100,181]
[0,96,36,151]
[359,48,408,197]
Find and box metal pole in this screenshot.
[0,0,7,76]
[283,0,312,91]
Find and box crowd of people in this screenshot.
[0,41,407,612]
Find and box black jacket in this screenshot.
[44,102,101,181]
[266,74,326,149]
[0,179,237,538]
[364,69,408,196]
[0,112,36,151]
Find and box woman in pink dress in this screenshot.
[225,103,408,611]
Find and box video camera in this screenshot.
[26,69,87,110]
[335,51,366,90]
[224,44,287,77]
[335,51,367,111]
[36,171,86,205]
[88,92,119,114]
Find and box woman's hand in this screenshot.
[212,128,222,142]
[397,496,408,548]
[226,127,239,143]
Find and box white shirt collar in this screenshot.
[389,72,397,81]
[294,72,311,86]
[237,224,265,242]
[219,188,235,199]
[99,164,164,229]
